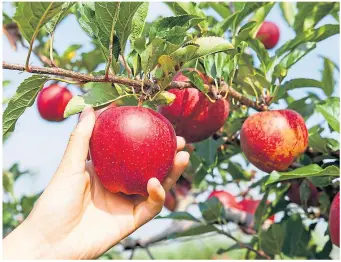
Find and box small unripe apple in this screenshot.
[159,88,230,143]
[256,21,280,49]
[240,109,308,173]
[238,199,275,222]
[208,190,240,209]
[329,192,340,247]
[37,83,73,122]
[90,106,177,196]
[287,179,319,207]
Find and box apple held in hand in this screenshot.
[240,109,308,173]
[329,192,340,247]
[90,106,177,196]
[256,21,280,49]
[37,83,73,122]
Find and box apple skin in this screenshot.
[240,109,308,173]
[173,68,213,85]
[89,106,177,196]
[208,190,240,209]
[37,83,73,122]
[238,199,275,222]
[329,192,340,247]
[159,88,230,143]
[256,21,280,49]
[287,179,319,206]
[165,177,191,211]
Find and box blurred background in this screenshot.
[3,2,340,259]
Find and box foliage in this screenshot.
[2,1,340,260]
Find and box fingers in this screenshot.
[176,136,186,151]
[162,151,190,192]
[58,107,96,173]
[134,178,165,228]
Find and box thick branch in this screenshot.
[3,61,267,111]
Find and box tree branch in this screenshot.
[3,61,268,111]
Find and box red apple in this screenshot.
[240,109,308,173]
[164,177,191,211]
[287,179,319,206]
[89,106,177,196]
[329,192,340,247]
[37,83,73,122]
[238,199,275,222]
[159,88,229,143]
[208,190,240,209]
[256,21,280,49]
[164,190,177,212]
[173,68,213,85]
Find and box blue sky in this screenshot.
[2,2,340,243]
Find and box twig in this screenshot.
[120,55,132,78]
[105,2,121,79]
[217,230,271,259]
[49,32,57,67]
[145,246,155,260]
[3,61,268,111]
[25,2,55,71]
[128,248,135,260]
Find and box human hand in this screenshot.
[3,107,190,259]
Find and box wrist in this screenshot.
[3,219,55,259]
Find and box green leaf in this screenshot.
[156,212,200,222]
[279,2,296,27]
[76,3,98,38]
[64,83,135,117]
[266,164,340,186]
[276,24,340,57]
[3,75,49,137]
[254,190,269,231]
[149,15,204,44]
[227,161,253,181]
[277,78,324,98]
[282,214,312,257]
[260,224,285,256]
[316,97,340,133]
[249,2,275,37]
[321,56,336,97]
[130,2,149,47]
[80,48,106,72]
[309,125,339,153]
[115,2,144,53]
[199,197,226,223]
[171,37,234,64]
[273,42,316,81]
[13,2,64,42]
[182,70,206,93]
[248,38,270,73]
[195,138,224,165]
[45,2,74,33]
[293,3,336,33]
[140,38,179,72]
[3,171,15,197]
[170,224,217,239]
[165,2,207,29]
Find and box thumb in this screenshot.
[58,106,96,173]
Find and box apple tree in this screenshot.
[3,1,340,260]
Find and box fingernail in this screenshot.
[79,106,92,122]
